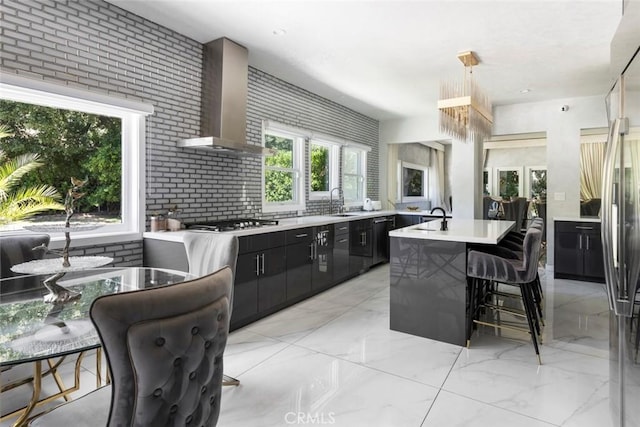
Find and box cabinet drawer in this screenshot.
[334,222,350,236]
[555,221,600,233]
[239,231,286,254]
[286,227,314,244]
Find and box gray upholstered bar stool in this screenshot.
[467,227,544,364]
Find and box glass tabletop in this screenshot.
[0,267,193,366]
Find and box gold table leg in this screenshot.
[1,351,88,426]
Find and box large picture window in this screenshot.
[263,126,305,213]
[0,77,151,246]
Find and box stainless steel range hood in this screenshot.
[178,37,273,156]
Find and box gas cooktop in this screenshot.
[186,218,279,232]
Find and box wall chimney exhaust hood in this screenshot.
[178,37,273,156]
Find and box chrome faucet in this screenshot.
[430,207,448,231]
[329,187,343,215]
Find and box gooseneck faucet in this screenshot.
[430,207,448,231]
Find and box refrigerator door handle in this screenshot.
[602,118,620,313]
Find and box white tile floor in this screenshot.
[1,264,613,427]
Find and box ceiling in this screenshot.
[107,0,623,121]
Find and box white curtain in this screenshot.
[430,148,447,210]
[580,142,605,200]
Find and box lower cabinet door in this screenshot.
[583,229,605,280]
[232,252,259,329]
[333,235,350,283]
[554,230,582,276]
[286,241,313,300]
[258,246,287,312]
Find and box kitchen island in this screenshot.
[389,219,514,346]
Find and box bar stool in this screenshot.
[467,227,544,364]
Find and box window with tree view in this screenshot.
[0,80,148,241]
[310,143,329,192]
[263,129,304,212]
[0,100,122,229]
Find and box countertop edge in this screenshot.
[143,210,400,242]
[389,219,515,244]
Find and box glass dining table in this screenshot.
[0,267,193,426]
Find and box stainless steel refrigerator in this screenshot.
[602,2,640,426]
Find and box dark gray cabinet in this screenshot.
[235,231,287,329]
[144,216,395,331]
[554,221,604,282]
[350,219,373,274]
[333,222,351,283]
[285,227,314,301]
[312,225,334,291]
[373,216,395,265]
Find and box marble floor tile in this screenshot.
[443,335,611,426]
[422,390,556,427]
[245,297,353,344]
[223,328,291,379]
[219,344,439,427]
[295,306,462,388]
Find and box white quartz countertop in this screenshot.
[389,219,515,244]
[143,210,399,242]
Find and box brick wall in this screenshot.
[0,0,379,263]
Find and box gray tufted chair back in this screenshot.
[0,233,50,279]
[91,266,232,427]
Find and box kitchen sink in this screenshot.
[331,213,356,217]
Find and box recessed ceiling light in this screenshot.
[272,28,287,36]
[520,88,532,94]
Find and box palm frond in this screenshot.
[0,184,65,224]
[0,153,44,194]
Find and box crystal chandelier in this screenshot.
[438,51,493,144]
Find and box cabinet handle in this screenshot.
[309,243,314,260]
[296,233,308,238]
[338,238,348,243]
[373,219,387,224]
[586,235,590,251]
[255,254,261,276]
[361,232,367,246]
[338,226,348,231]
[575,226,593,230]
[579,234,583,250]
[260,253,265,274]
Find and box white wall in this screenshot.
[379,94,608,266]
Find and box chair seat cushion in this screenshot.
[467,250,527,283]
[29,386,110,427]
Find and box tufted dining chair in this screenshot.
[1,233,50,300]
[0,233,50,279]
[29,266,233,427]
[183,231,240,387]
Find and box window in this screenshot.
[262,126,305,213]
[309,139,340,200]
[342,146,367,205]
[398,161,428,202]
[495,167,524,199]
[0,77,151,247]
